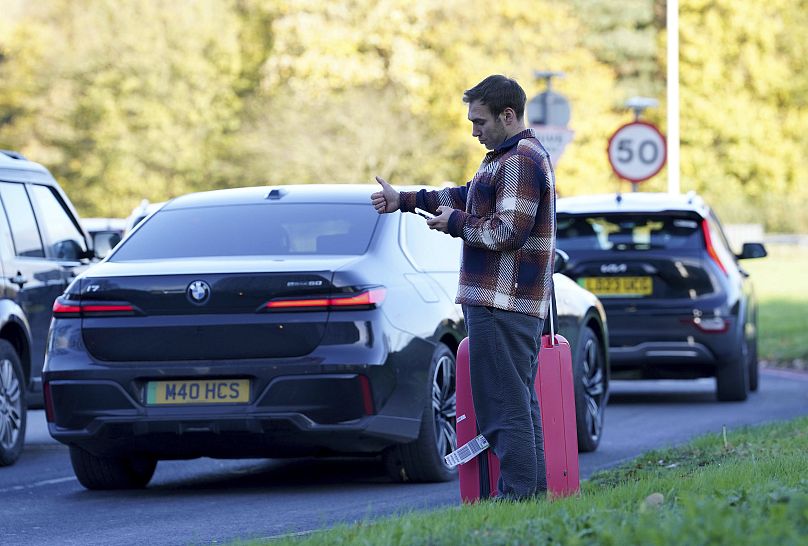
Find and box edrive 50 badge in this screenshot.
[187,280,211,305]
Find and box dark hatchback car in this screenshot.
[556,192,767,402]
[44,184,609,489]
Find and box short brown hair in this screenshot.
[463,75,527,120]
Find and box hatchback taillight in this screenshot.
[702,220,728,276]
[681,316,730,333]
[261,287,386,312]
[52,297,137,318]
[693,316,730,333]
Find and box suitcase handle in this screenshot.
[547,286,557,347]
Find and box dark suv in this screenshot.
[0,150,93,465]
[556,192,766,402]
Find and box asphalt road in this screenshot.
[2,369,807,545]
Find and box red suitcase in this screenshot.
[454,326,580,502]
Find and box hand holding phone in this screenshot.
[414,207,436,220]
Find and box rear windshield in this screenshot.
[557,214,703,251]
[110,203,379,261]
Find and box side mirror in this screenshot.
[53,239,85,261]
[737,242,767,260]
[91,231,123,259]
[554,248,569,274]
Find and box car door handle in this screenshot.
[10,273,28,287]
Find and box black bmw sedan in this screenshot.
[43,184,608,489]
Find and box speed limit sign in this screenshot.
[607,121,666,183]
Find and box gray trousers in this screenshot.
[463,304,546,500]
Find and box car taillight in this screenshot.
[329,288,386,308]
[681,316,730,333]
[52,300,82,317]
[262,287,386,312]
[52,297,137,318]
[702,220,728,276]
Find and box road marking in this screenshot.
[0,476,76,494]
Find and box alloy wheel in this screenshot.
[0,358,23,451]
[580,338,605,444]
[431,353,456,462]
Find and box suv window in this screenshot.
[110,203,380,260]
[0,197,15,263]
[28,184,87,261]
[0,182,45,258]
[557,214,703,251]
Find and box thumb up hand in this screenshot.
[371,176,400,213]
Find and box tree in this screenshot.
[240,0,623,195]
[2,0,802,231]
[567,0,662,101]
[0,0,245,217]
[677,0,808,232]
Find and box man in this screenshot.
[371,74,556,500]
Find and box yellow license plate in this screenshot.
[582,276,653,297]
[146,379,250,405]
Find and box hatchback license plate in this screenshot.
[582,276,652,296]
[146,379,250,405]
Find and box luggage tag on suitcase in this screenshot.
[444,433,489,468]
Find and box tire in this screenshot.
[572,327,607,453]
[384,342,457,483]
[716,339,749,402]
[0,339,26,467]
[69,446,156,490]
[748,335,759,392]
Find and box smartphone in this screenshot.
[414,207,436,220]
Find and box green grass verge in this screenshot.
[244,417,808,546]
[743,244,808,363]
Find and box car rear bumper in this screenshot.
[47,409,418,459]
[610,341,716,366]
[603,303,742,374]
[44,355,432,459]
[609,341,719,379]
[46,374,422,458]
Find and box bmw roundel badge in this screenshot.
[187,280,211,305]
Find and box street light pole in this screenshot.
[667,0,681,194]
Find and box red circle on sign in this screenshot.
[607,121,667,183]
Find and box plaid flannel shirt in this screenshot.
[400,128,556,318]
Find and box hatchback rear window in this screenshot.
[110,203,379,260]
[557,214,703,251]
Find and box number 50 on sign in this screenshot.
[607,121,667,183]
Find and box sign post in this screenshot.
[527,71,574,168]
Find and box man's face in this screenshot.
[468,100,508,150]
